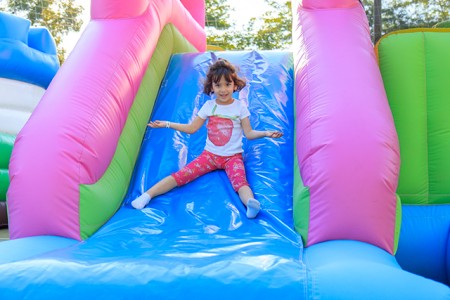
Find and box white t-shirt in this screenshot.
[198,99,250,156]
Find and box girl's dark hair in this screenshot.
[203,58,246,95]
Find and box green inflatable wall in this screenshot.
[0,133,15,202]
[377,29,450,205]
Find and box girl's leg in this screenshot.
[131,175,177,209]
[237,185,253,206]
[147,175,178,198]
[224,155,261,218]
[237,185,260,219]
[132,151,216,210]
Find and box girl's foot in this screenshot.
[246,198,261,219]
[131,193,151,210]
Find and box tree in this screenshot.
[2,0,84,63]
[362,0,450,41]
[373,0,382,43]
[205,0,236,49]
[383,0,450,32]
[243,0,292,50]
[205,0,292,51]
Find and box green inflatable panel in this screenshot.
[0,133,15,201]
[434,20,450,28]
[377,29,450,205]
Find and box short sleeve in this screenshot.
[240,101,250,119]
[197,101,211,119]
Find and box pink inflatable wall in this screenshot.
[7,0,205,240]
[293,0,400,254]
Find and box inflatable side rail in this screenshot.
[292,0,401,254]
[7,0,206,240]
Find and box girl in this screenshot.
[131,58,283,218]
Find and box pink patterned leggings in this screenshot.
[172,150,249,192]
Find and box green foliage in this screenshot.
[362,0,450,39]
[205,0,236,49]
[206,0,232,29]
[245,1,292,50]
[206,0,291,51]
[2,0,84,63]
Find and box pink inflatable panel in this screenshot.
[7,0,205,240]
[293,1,400,253]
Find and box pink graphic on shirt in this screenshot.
[207,116,233,146]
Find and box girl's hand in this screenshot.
[148,120,167,128]
[265,131,283,138]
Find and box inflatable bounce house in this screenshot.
[0,0,448,298]
[0,12,59,227]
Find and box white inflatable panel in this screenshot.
[0,108,32,135]
[0,78,45,112]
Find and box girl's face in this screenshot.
[212,76,235,105]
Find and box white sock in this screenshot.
[246,198,261,219]
[131,193,151,210]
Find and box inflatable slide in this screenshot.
[0,0,448,298]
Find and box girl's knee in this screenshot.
[171,173,185,186]
[232,180,249,192]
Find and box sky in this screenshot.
[64,0,90,55]
[64,0,277,56]
[227,0,273,27]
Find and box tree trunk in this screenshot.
[373,0,382,43]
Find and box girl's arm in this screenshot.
[241,117,283,140]
[148,116,206,134]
